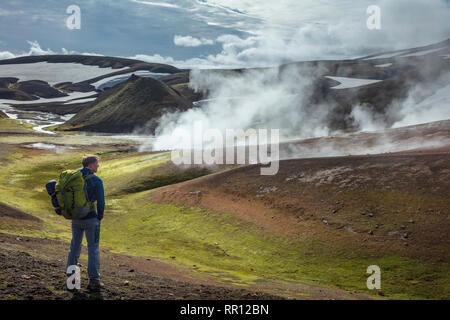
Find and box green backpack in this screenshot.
[55,170,95,220]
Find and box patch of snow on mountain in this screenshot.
[63,97,97,104]
[374,63,392,68]
[325,76,382,89]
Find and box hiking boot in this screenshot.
[87,280,104,291]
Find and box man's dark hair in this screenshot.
[82,155,99,168]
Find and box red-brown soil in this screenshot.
[151,149,450,263]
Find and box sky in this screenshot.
[0,0,449,68]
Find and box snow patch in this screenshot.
[63,97,97,104]
[374,63,392,68]
[325,76,382,89]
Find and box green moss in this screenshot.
[124,169,211,193]
[0,118,36,133]
[46,285,65,295]
[99,152,172,195]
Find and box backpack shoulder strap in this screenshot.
[83,174,96,205]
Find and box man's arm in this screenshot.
[96,178,105,220]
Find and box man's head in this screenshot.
[82,155,99,173]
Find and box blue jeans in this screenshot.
[66,217,101,281]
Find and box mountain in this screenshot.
[159,72,203,102]
[0,55,182,102]
[1,39,449,134]
[190,38,450,131]
[58,75,193,133]
[0,54,181,74]
[10,80,68,99]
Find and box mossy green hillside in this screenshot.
[123,169,211,194]
[0,117,36,133]
[59,76,192,133]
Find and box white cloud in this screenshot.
[0,41,104,61]
[128,53,219,69]
[3,0,447,70]
[173,35,214,47]
[133,0,450,69]
[26,40,56,55]
[133,25,360,69]
[191,0,450,66]
[193,0,450,43]
[131,0,180,9]
[0,51,16,60]
[0,8,25,16]
[193,0,249,16]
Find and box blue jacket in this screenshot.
[77,167,105,220]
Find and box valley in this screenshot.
[0,39,449,300]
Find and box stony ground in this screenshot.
[0,233,282,300]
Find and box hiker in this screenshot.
[65,155,105,291]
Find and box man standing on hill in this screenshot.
[66,154,105,291]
